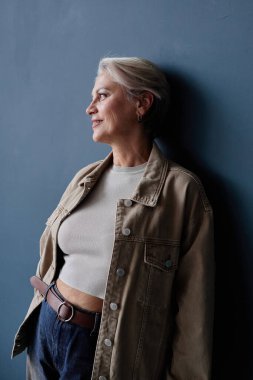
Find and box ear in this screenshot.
[136,92,154,118]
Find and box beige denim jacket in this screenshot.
[13,143,214,380]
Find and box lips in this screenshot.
[92,120,103,128]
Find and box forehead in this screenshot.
[91,72,120,96]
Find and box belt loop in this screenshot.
[90,312,101,337]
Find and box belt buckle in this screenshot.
[57,301,74,322]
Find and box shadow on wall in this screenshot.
[156,70,253,380]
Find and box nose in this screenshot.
[86,99,97,115]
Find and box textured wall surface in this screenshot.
[1,1,252,378]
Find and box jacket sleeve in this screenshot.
[166,181,215,380]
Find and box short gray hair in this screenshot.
[98,57,170,139]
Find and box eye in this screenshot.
[98,93,107,101]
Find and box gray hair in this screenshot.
[97,57,170,139]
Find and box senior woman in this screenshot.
[13,57,214,380]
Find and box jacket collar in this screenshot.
[132,143,169,207]
[79,142,168,207]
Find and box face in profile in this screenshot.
[86,71,138,145]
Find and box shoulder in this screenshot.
[165,159,212,213]
[167,160,206,190]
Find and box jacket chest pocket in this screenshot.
[44,204,70,244]
[141,242,180,310]
[45,202,71,227]
[46,205,65,226]
[144,242,179,272]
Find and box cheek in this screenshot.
[108,110,120,125]
[101,98,136,126]
[102,103,122,124]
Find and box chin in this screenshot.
[92,132,107,144]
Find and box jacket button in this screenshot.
[124,199,132,207]
[104,338,112,347]
[116,268,125,277]
[110,302,118,311]
[122,227,131,236]
[165,259,173,268]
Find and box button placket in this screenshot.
[93,210,127,378]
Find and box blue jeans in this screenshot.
[26,295,101,380]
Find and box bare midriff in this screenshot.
[56,278,103,313]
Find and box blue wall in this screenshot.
[1,1,252,378]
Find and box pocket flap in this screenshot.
[45,204,65,226]
[144,242,180,272]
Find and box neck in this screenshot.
[111,137,153,167]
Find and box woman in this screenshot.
[13,57,214,380]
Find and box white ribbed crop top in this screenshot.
[57,162,146,299]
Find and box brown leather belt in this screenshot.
[30,276,97,329]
